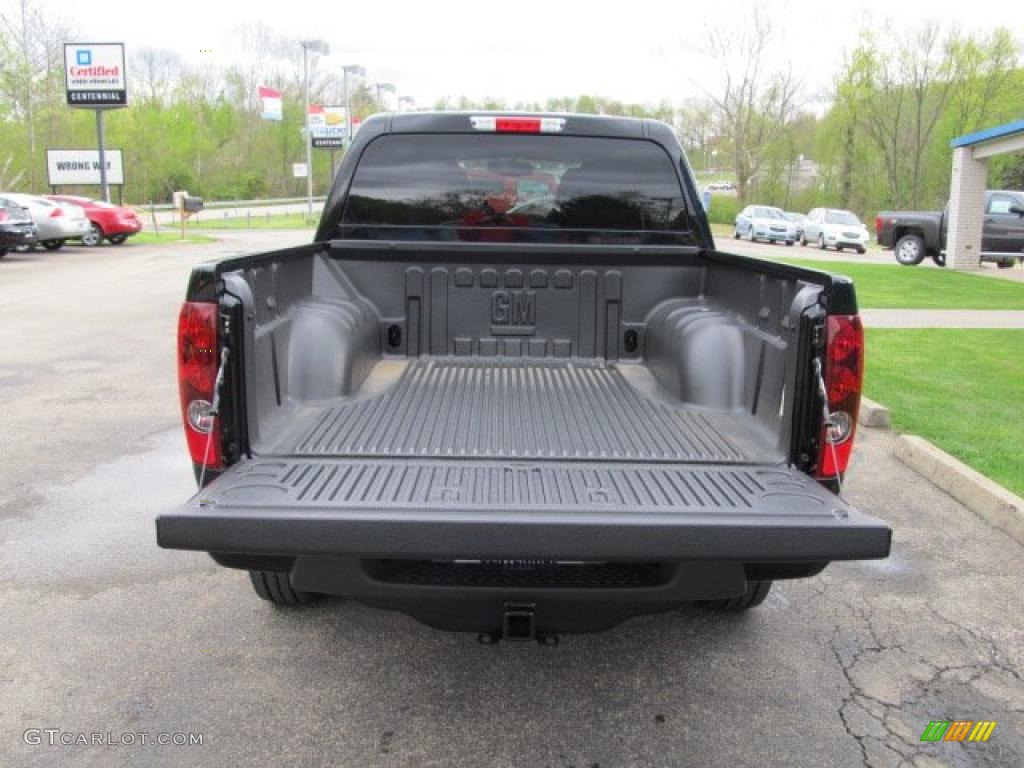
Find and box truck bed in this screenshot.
[159,244,889,565]
[261,358,775,464]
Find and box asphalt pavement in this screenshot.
[1,233,1021,768]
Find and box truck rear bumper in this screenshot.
[157,458,891,562]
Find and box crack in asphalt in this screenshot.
[829,629,911,767]
[823,592,1021,768]
[924,604,1024,686]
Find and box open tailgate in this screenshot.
[157,458,891,562]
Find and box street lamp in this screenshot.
[397,95,415,112]
[341,64,365,141]
[373,82,396,110]
[300,39,330,222]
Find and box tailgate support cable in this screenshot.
[812,357,843,496]
[198,347,231,489]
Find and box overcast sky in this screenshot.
[45,0,1024,108]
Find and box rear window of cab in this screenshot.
[335,134,695,244]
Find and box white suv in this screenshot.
[802,208,869,254]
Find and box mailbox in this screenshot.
[182,195,204,213]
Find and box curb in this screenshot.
[893,434,1024,545]
[858,397,891,429]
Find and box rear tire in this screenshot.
[894,234,926,265]
[703,580,772,611]
[0,248,7,258]
[82,223,103,247]
[107,234,128,245]
[249,570,319,606]
[818,234,826,250]
[932,253,947,267]
[41,240,64,251]
[785,240,794,246]
[856,247,866,255]
[997,260,1013,269]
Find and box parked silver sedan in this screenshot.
[3,193,91,250]
[801,208,869,253]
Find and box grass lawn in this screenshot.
[771,258,1024,310]
[190,212,316,230]
[707,227,1024,309]
[865,329,1024,496]
[130,231,215,244]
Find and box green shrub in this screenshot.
[706,194,740,225]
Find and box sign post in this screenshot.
[64,42,127,202]
[95,110,108,201]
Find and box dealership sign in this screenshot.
[46,149,125,186]
[64,43,127,107]
[309,105,348,149]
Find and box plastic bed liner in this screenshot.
[260,358,778,464]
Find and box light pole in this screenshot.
[341,64,365,142]
[300,39,330,222]
[398,95,415,112]
[373,81,396,110]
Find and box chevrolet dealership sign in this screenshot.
[64,43,127,107]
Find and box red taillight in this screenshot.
[177,301,222,469]
[874,215,882,237]
[50,207,64,218]
[0,209,7,222]
[817,315,864,480]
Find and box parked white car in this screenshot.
[2,193,91,250]
[734,205,797,245]
[802,208,869,253]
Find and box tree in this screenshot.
[699,9,800,201]
[0,0,77,189]
[0,153,24,189]
[993,152,1024,190]
[835,23,1020,211]
[944,28,1018,137]
[130,48,182,105]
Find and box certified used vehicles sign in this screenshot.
[64,43,127,107]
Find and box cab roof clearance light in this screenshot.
[470,116,566,134]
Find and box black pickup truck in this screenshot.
[0,196,38,257]
[876,189,1024,267]
[157,112,890,641]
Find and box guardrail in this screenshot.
[138,197,327,230]
[140,196,328,212]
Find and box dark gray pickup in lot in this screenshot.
[876,189,1024,267]
[157,113,890,640]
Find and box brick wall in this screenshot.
[946,147,987,270]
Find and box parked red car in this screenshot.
[46,195,143,246]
